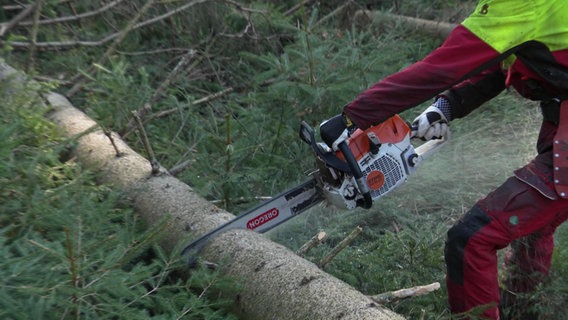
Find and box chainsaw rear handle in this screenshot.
[338,141,373,209]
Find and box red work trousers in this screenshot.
[444,120,568,319]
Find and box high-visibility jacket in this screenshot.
[343,0,568,129]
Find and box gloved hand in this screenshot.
[320,114,356,151]
[412,103,449,140]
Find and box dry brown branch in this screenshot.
[0,1,37,37]
[140,87,234,124]
[25,0,44,74]
[2,0,211,51]
[154,87,234,119]
[222,0,266,14]
[283,0,315,17]
[168,159,195,176]
[296,231,327,257]
[103,128,123,157]
[2,4,28,12]
[120,48,203,136]
[369,282,441,304]
[18,0,124,26]
[66,0,158,97]
[312,0,356,29]
[318,226,362,269]
[131,111,160,174]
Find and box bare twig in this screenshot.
[121,48,201,135]
[296,231,327,257]
[0,1,37,37]
[18,0,124,26]
[318,226,362,269]
[25,0,44,73]
[150,87,234,120]
[369,282,441,304]
[103,129,123,157]
[122,86,234,137]
[168,159,195,176]
[2,4,29,12]
[222,0,266,14]
[131,111,160,174]
[284,0,315,17]
[312,0,356,29]
[66,0,158,97]
[8,0,209,49]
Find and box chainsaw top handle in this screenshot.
[338,141,373,209]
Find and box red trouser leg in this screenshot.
[503,230,554,294]
[445,176,568,319]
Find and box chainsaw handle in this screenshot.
[409,127,450,166]
[338,141,373,209]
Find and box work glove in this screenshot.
[411,99,450,140]
[320,114,357,151]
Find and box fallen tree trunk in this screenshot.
[0,61,404,320]
[353,10,457,40]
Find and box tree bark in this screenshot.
[0,61,404,320]
[353,10,457,40]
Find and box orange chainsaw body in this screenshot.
[337,114,411,161]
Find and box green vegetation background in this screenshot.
[1,0,566,319]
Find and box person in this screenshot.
[319,0,568,319]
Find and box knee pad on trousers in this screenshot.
[445,205,492,285]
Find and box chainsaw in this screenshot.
[181,114,447,257]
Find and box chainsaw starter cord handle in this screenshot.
[338,141,373,209]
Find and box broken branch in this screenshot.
[132,111,160,174]
[369,282,441,304]
[296,231,327,257]
[0,2,38,37]
[318,226,362,269]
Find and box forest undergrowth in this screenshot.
[1,0,567,319]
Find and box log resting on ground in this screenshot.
[0,61,404,320]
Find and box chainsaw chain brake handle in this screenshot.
[299,121,351,173]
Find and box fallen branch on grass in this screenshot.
[318,226,362,269]
[296,231,327,257]
[370,282,441,304]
